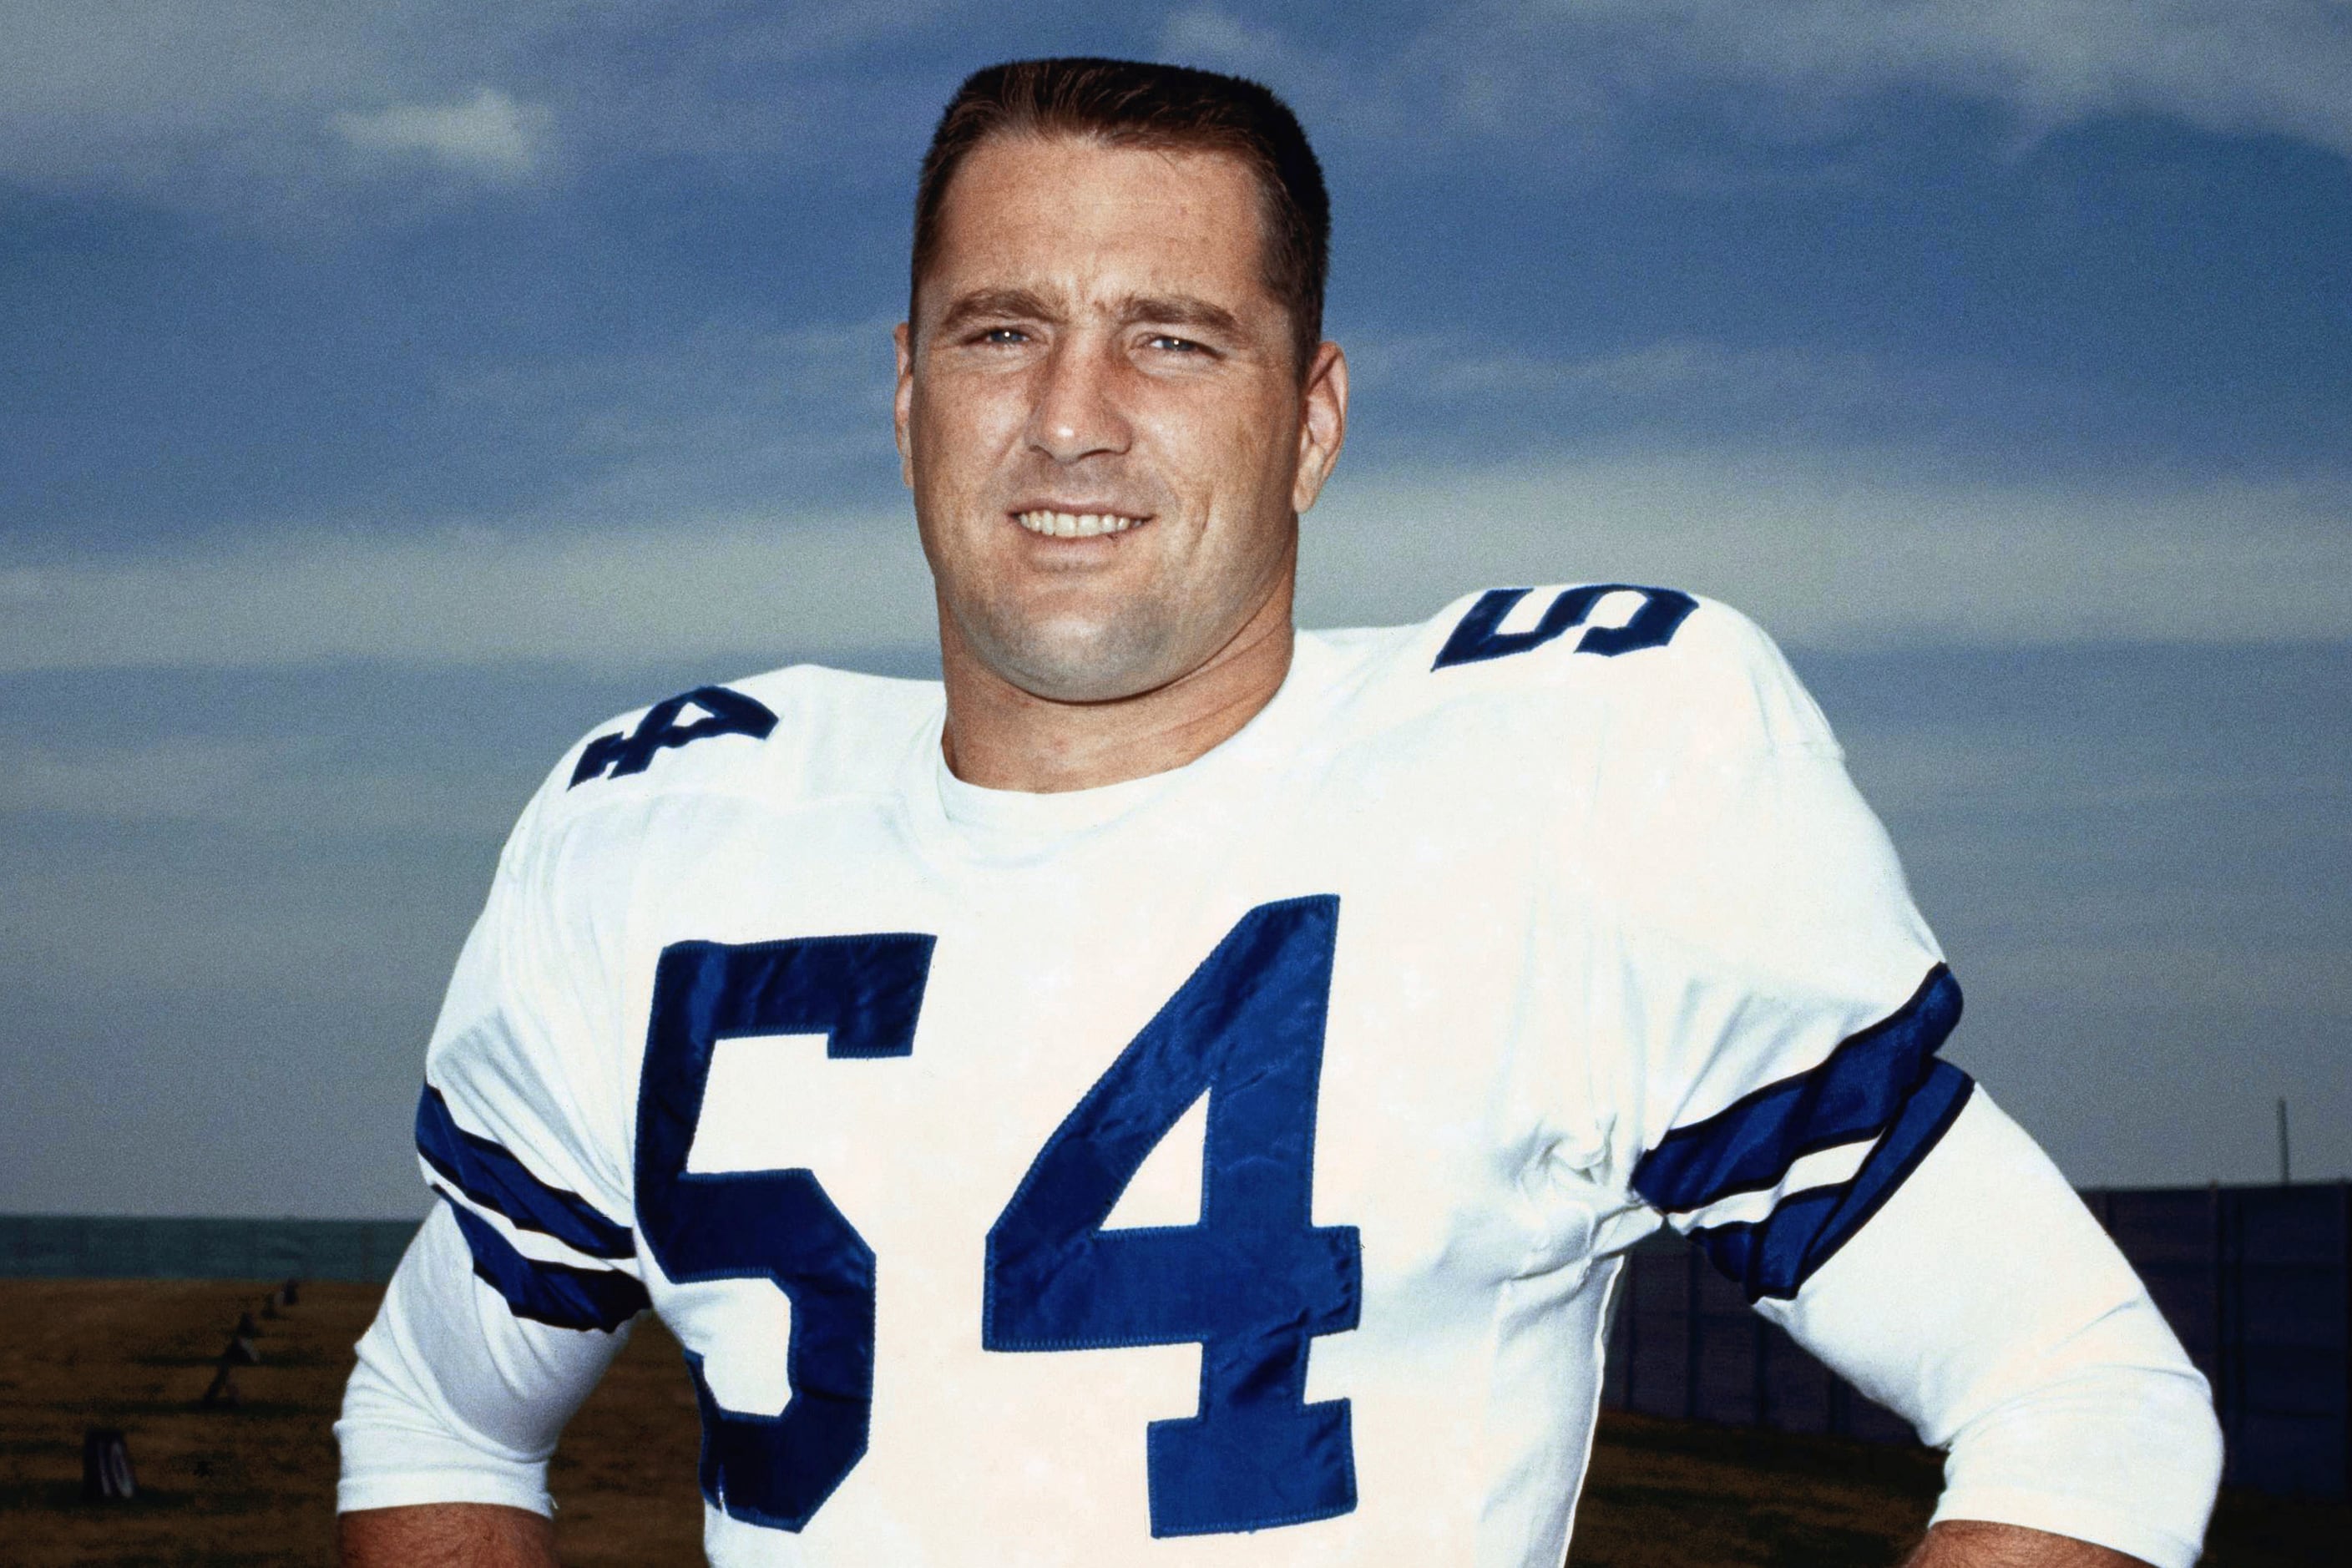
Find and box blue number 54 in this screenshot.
[635,898,1360,1538]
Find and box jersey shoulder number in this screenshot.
[1432,583,1697,670]
[569,684,778,789]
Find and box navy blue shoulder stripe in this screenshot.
[440,1196,649,1332]
[1631,965,1964,1216]
[416,1085,636,1261]
[1690,1062,1973,1302]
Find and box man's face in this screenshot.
[896,134,1344,704]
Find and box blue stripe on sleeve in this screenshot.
[1688,1060,1975,1301]
[416,1085,636,1261]
[440,1195,650,1333]
[1631,965,1964,1216]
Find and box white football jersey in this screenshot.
[339,586,2220,1568]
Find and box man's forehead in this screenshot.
[945,129,1261,212]
[921,133,1275,308]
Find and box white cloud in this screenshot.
[1297,451,2352,648]
[1158,7,1366,124]
[0,1,925,205]
[8,3,2344,214]
[1581,0,2352,152]
[0,735,517,839]
[2,453,2342,673]
[0,2,434,191]
[1171,1,2352,162]
[438,316,902,510]
[1347,335,1896,411]
[0,512,936,672]
[333,88,553,181]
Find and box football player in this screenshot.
[337,58,2223,1568]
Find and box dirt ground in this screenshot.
[0,1279,2336,1565]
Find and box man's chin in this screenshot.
[1004,655,1174,707]
[974,619,1183,707]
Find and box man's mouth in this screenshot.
[1014,508,1148,539]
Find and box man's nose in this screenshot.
[1024,339,1133,463]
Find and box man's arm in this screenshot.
[1748,1090,2223,1568]
[1907,1520,2146,1566]
[1576,607,2219,1564]
[339,1498,2136,1568]
[340,1502,556,1568]
[338,756,651,1545]
[336,1204,639,1544]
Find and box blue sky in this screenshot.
[2,2,2346,1216]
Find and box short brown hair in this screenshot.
[911,58,1330,375]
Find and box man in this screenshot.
[337,58,2222,1567]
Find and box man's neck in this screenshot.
[938,591,1296,794]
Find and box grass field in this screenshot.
[0,1279,2336,1565]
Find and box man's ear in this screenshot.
[1292,340,1348,515]
[893,321,916,491]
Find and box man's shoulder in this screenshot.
[523,661,941,837]
[1318,581,1834,760]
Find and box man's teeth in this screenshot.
[1016,510,1143,539]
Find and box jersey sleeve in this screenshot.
[337,764,650,1515]
[1572,601,1955,1295]
[1575,603,2219,1565]
[1773,1088,2222,1568]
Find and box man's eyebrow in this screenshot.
[935,286,1061,336]
[932,286,1248,343]
[1115,294,1244,340]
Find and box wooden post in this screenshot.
[1683,1242,1701,1422]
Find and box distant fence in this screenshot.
[8,1183,2345,1498]
[2097,1184,2351,1500]
[0,1215,422,1284]
[1603,1181,2352,1500]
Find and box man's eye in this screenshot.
[1147,334,1206,354]
[979,326,1029,345]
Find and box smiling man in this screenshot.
[899,119,1337,791]
[336,59,2223,1568]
